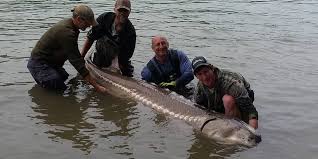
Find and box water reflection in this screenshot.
[28,76,139,155]
[96,95,138,137]
[79,71,140,139]
[28,84,96,153]
[187,133,245,159]
[92,89,139,156]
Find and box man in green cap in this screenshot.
[27,4,106,92]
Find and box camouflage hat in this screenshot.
[115,0,131,12]
[71,4,97,26]
[192,56,211,73]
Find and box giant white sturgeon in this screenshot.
[85,58,261,147]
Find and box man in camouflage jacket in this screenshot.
[192,56,259,129]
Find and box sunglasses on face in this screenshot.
[117,8,129,13]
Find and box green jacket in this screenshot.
[31,18,88,77]
[194,68,258,121]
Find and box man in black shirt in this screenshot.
[81,0,136,77]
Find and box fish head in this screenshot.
[226,124,258,147]
[201,118,261,147]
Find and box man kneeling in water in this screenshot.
[141,36,194,99]
[192,56,259,129]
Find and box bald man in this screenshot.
[141,36,194,98]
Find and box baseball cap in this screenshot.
[192,56,211,73]
[115,0,131,12]
[71,4,97,26]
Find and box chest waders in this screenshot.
[93,35,120,68]
[146,49,181,85]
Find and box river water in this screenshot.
[0,0,317,158]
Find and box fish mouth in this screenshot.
[229,134,258,147]
[245,135,258,147]
[232,118,262,144]
[246,134,262,147]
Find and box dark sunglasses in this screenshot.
[117,8,129,13]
